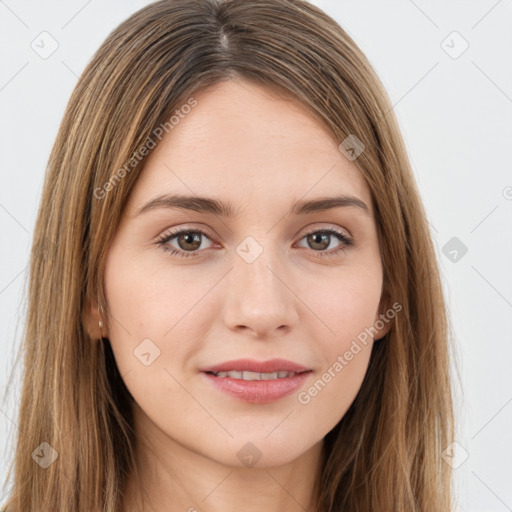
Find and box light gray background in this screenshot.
[1,1,511,510]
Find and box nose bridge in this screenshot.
[223,236,299,334]
[235,238,288,302]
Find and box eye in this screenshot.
[295,227,354,258]
[156,227,214,258]
[156,226,354,259]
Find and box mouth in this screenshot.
[200,357,311,375]
[200,359,313,403]
[204,369,310,380]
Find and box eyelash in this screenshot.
[156,226,354,259]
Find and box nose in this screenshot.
[223,247,300,338]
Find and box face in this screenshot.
[100,78,389,469]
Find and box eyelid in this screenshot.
[156,223,218,242]
[156,223,354,258]
[157,222,351,241]
[155,224,219,251]
[299,223,351,239]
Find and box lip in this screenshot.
[200,358,310,374]
[202,370,312,404]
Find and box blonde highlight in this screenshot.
[3,1,454,511]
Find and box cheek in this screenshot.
[301,263,382,341]
[295,267,380,415]
[101,239,382,464]
[103,248,219,383]
[104,245,212,337]
[296,339,373,443]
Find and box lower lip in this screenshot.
[202,371,312,403]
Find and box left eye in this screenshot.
[156,227,353,259]
[156,228,214,257]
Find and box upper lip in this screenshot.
[201,358,311,374]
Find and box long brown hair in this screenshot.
[3,0,454,510]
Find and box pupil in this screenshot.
[179,232,201,250]
[309,232,329,250]
[175,232,331,252]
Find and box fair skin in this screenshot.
[91,78,390,512]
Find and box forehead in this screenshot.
[126,78,373,217]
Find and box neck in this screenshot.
[120,405,324,512]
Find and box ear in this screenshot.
[82,297,105,341]
[372,293,394,341]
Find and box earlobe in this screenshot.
[373,295,393,341]
[373,313,392,341]
[82,298,104,341]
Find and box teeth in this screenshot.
[214,370,297,380]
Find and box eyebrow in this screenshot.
[134,193,370,218]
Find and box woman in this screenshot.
[2,0,454,510]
